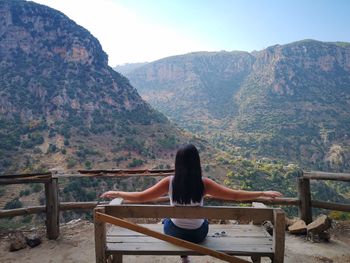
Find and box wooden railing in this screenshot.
[0,169,349,239]
[298,171,350,224]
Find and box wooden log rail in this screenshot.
[303,171,350,181]
[0,172,52,184]
[0,197,300,218]
[73,169,175,178]
[0,172,59,239]
[299,171,350,224]
[1,169,350,240]
[0,172,51,179]
[0,197,299,218]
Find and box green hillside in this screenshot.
[0,0,189,174]
[124,40,350,171]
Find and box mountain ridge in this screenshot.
[123,39,350,170]
[0,0,193,174]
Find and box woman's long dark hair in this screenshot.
[172,144,204,204]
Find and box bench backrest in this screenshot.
[103,205,276,224]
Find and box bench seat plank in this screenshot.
[107,224,271,237]
[106,224,273,257]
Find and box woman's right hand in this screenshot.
[100,191,119,199]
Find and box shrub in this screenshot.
[85,161,92,169]
[47,144,57,153]
[48,129,56,138]
[128,158,144,168]
[157,135,176,149]
[21,215,33,224]
[33,147,42,154]
[20,189,30,196]
[67,158,77,168]
[4,198,23,209]
[31,184,43,193]
[329,211,350,220]
[0,187,5,197]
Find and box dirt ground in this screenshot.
[0,220,349,263]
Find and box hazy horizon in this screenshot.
[32,0,350,66]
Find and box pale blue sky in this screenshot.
[34,0,350,65]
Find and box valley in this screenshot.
[0,1,349,226]
[123,41,350,171]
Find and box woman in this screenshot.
[101,144,282,263]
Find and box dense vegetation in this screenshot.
[0,0,186,174]
[220,157,350,217]
[124,40,350,172]
[0,2,349,228]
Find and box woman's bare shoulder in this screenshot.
[202,177,215,191]
[202,177,213,184]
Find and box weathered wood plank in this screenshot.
[311,200,350,212]
[105,197,299,206]
[106,242,273,256]
[79,169,174,174]
[95,207,106,263]
[0,178,51,184]
[107,236,272,250]
[0,172,51,179]
[60,202,109,210]
[107,224,270,238]
[106,224,273,257]
[54,173,174,178]
[97,212,250,263]
[45,178,59,240]
[74,169,174,178]
[0,206,46,218]
[59,197,169,211]
[303,171,350,181]
[272,209,285,263]
[105,205,274,222]
[298,177,312,224]
[111,254,122,263]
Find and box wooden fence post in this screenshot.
[273,209,285,263]
[298,177,312,224]
[94,206,106,263]
[45,177,59,239]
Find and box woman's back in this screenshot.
[168,175,204,229]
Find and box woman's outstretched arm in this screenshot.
[203,178,282,201]
[100,176,170,202]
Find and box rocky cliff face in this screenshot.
[0,0,186,173]
[243,40,350,99]
[235,40,350,169]
[126,51,255,129]
[0,1,106,65]
[0,0,150,118]
[124,40,350,170]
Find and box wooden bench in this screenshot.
[94,205,285,263]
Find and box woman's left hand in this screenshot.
[100,191,119,199]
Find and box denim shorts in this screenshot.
[163,218,209,243]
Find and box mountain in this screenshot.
[123,51,255,130]
[114,62,149,75]
[0,0,192,174]
[124,40,350,170]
